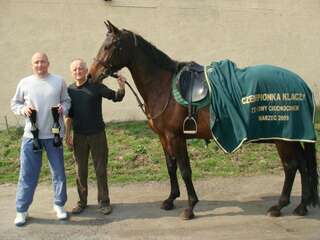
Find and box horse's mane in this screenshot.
[133,32,182,73]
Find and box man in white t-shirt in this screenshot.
[11,52,71,226]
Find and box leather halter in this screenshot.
[93,32,137,80]
[93,57,116,80]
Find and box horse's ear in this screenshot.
[104,20,112,33]
[106,20,120,34]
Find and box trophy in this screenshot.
[29,109,41,151]
[51,106,62,147]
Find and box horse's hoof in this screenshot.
[267,206,281,217]
[180,209,195,220]
[161,200,174,210]
[293,205,308,216]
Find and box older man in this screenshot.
[11,52,71,226]
[65,58,125,215]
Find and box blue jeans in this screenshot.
[16,138,67,212]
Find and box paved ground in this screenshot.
[0,175,319,240]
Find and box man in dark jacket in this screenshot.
[65,58,125,215]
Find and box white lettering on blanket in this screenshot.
[258,115,290,121]
[241,93,305,104]
[242,93,305,122]
[251,105,300,113]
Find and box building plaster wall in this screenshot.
[1,0,319,128]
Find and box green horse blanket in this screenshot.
[205,59,316,153]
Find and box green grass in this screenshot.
[0,117,319,185]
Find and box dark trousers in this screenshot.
[73,130,110,206]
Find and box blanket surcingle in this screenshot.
[205,59,316,153]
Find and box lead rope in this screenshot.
[124,32,171,119]
[124,80,171,120]
[124,80,146,115]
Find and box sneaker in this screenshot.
[53,204,68,220]
[99,203,112,215]
[14,212,28,227]
[71,204,87,214]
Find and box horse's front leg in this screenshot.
[165,134,198,220]
[159,135,180,210]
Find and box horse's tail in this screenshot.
[304,142,319,207]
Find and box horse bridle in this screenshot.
[93,58,114,79]
[93,37,122,81]
[93,32,171,120]
[93,32,138,80]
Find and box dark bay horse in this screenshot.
[88,21,319,220]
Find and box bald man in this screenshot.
[65,58,125,215]
[11,52,71,226]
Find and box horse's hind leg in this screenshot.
[292,157,309,216]
[292,142,318,216]
[159,136,180,210]
[268,141,299,217]
[164,134,198,220]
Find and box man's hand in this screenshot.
[116,73,126,89]
[65,134,73,150]
[64,117,73,150]
[57,104,64,115]
[22,106,35,117]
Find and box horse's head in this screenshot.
[88,20,134,83]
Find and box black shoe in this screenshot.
[71,204,86,214]
[99,202,112,215]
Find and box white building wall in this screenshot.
[1,0,320,128]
